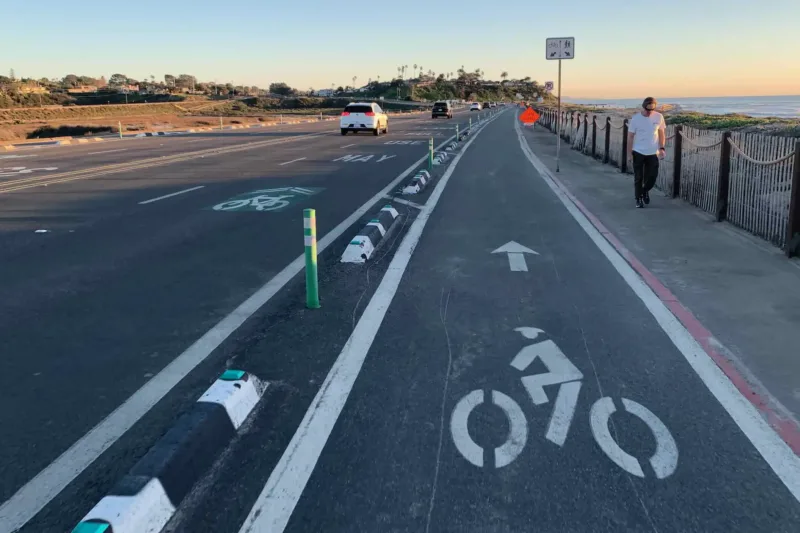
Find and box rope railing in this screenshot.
[528,106,800,257]
[679,130,723,149]
[727,138,796,166]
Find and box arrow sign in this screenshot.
[492,241,539,272]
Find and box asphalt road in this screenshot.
[167,109,798,533]
[4,106,798,533]
[0,107,483,532]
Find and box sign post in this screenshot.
[546,37,575,172]
[304,209,320,309]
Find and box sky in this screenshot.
[3,0,799,99]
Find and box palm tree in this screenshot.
[501,71,508,83]
[419,65,424,77]
[352,76,357,89]
[413,63,418,75]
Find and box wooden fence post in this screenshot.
[567,112,573,142]
[591,115,597,158]
[786,140,800,257]
[604,117,611,164]
[716,131,732,222]
[582,113,589,151]
[672,125,683,198]
[621,119,629,173]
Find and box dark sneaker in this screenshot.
[643,191,650,204]
[636,198,644,208]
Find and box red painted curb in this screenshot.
[547,171,800,456]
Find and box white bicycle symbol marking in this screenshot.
[213,194,293,212]
[450,327,678,479]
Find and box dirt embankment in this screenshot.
[0,97,423,142]
[0,101,263,141]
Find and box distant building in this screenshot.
[67,86,98,94]
[19,85,50,94]
[316,89,334,97]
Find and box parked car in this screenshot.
[470,103,481,111]
[340,102,389,136]
[432,101,453,119]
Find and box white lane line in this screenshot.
[237,115,496,533]
[514,119,800,500]
[87,149,129,155]
[138,186,206,205]
[186,139,213,143]
[0,129,463,533]
[278,157,306,166]
[341,143,356,148]
[384,196,424,210]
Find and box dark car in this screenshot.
[432,101,453,119]
[482,102,490,109]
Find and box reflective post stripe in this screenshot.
[304,209,320,309]
[428,137,434,170]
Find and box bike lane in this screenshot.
[278,115,800,532]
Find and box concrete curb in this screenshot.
[340,205,400,263]
[401,170,432,195]
[432,151,450,165]
[71,370,266,533]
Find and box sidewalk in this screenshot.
[520,123,800,443]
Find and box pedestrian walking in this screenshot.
[627,97,666,208]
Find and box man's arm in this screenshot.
[657,116,666,152]
[627,130,635,159]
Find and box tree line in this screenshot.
[0,70,299,98]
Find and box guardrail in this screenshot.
[534,108,800,257]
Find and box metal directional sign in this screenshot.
[546,37,575,60]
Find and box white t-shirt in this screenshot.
[629,111,666,155]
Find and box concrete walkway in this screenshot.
[521,122,800,448]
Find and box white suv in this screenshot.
[340,102,389,136]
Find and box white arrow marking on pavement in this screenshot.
[492,241,538,272]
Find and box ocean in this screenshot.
[562,95,800,118]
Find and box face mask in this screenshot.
[644,103,656,111]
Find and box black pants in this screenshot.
[632,151,659,199]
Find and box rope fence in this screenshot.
[532,107,800,257]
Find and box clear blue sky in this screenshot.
[4,0,799,98]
